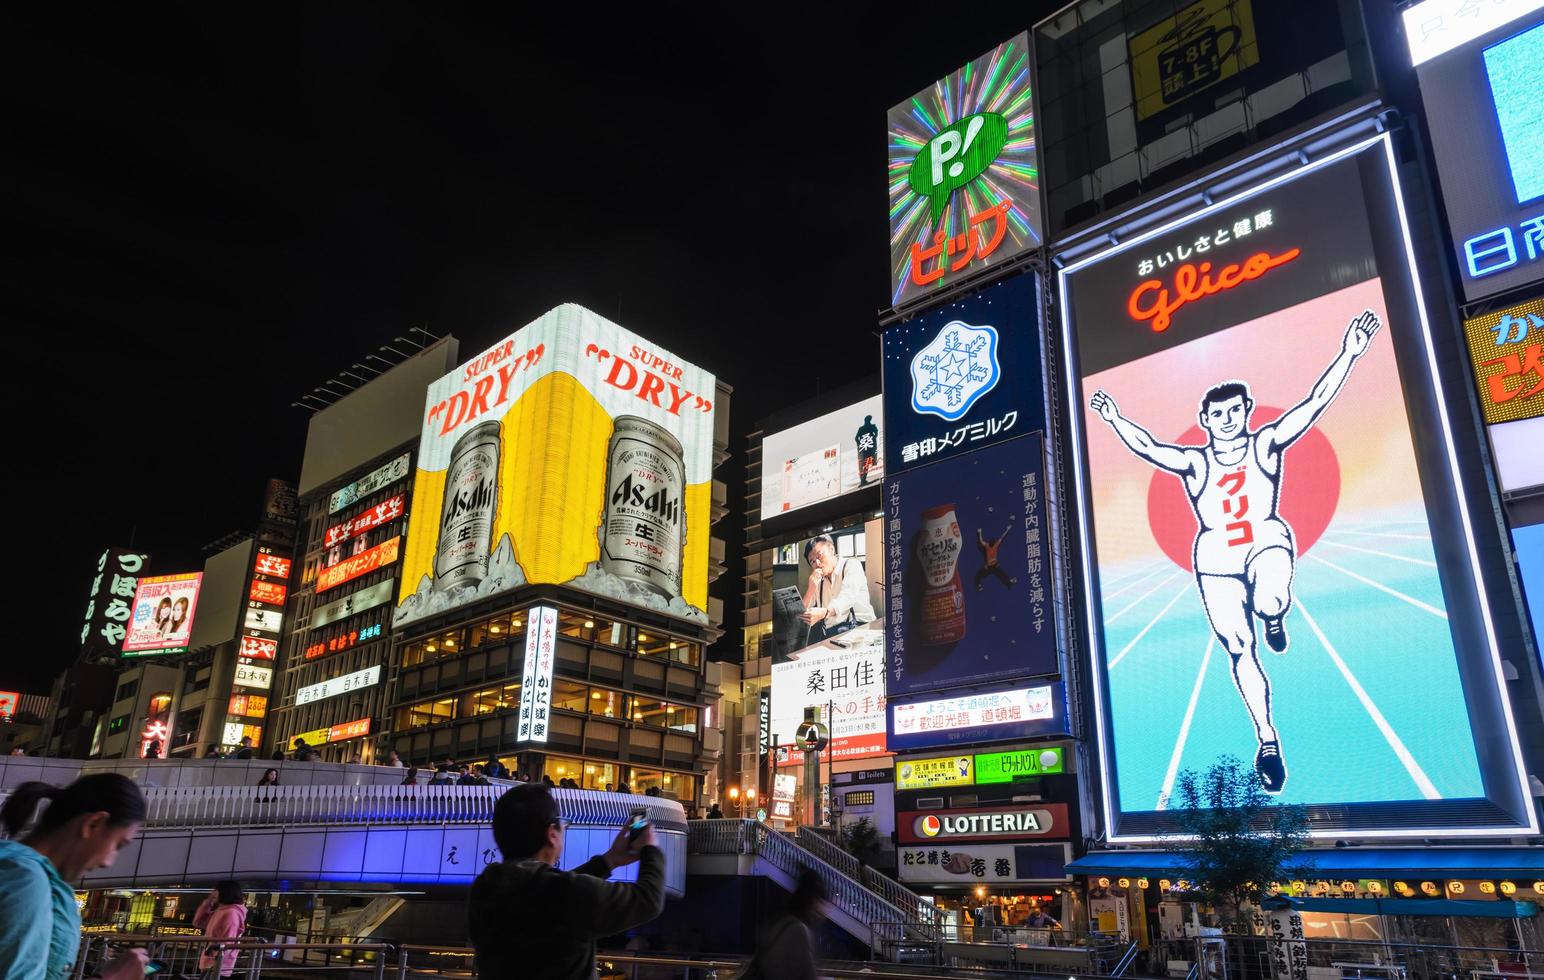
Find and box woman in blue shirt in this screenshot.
[0,774,148,980]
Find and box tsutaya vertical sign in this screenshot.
[518,605,558,743]
[395,304,717,628]
[887,32,1042,309]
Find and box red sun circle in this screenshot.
[918,815,941,837]
[1145,406,1340,573]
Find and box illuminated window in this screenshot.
[629,697,697,732]
[846,790,876,806]
[544,754,584,785]
[588,688,623,719]
[394,698,456,730]
[550,680,589,714]
[463,683,520,716]
[108,714,129,735]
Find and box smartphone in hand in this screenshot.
[625,806,650,842]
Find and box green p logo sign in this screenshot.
[907,112,1008,226]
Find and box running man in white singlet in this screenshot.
[1089,309,1381,793]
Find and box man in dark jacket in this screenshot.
[469,783,664,979]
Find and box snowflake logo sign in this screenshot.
[909,321,1002,421]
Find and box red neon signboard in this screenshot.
[254,553,292,579]
[249,580,288,605]
[316,537,400,593]
[324,494,405,549]
[1127,248,1300,333]
[239,636,277,661]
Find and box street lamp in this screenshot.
[728,786,740,817]
[746,787,757,818]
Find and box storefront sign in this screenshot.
[295,665,381,706]
[898,803,1069,844]
[243,607,283,635]
[238,637,277,661]
[324,493,406,548]
[220,722,262,746]
[895,754,974,790]
[329,453,411,515]
[305,622,383,660]
[1402,0,1544,65]
[888,683,1066,751]
[248,580,288,605]
[517,605,558,742]
[227,694,267,718]
[1463,297,1544,424]
[232,663,272,690]
[292,717,373,749]
[1130,0,1259,122]
[80,548,149,656]
[898,841,1070,885]
[316,537,401,593]
[253,553,292,579]
[310,579,396,629]
[849,767,895,784]
[975,747,1065,783]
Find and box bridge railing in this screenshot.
[792,825,943,930]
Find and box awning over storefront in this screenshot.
[1260,896,1536,918]
[1066,848,1544,878]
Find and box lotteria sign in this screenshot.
[898,803,1069,844]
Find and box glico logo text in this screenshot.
[1127,247,1299,333]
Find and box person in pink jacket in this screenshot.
[193,880,248,978]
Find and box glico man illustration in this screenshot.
[1088,309,1381,793]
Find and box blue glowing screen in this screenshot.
[1484,22,1544,205]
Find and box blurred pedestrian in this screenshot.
[386,750,405,768]
[204,746,223,759]
[741,869,828,980]
[430,764,454,786]
[270,750,285,761]
[291,738,309,761]
[193,880,248,979]
[483,754,506,780]
[143,740,161,760]
[401,765,420,787]
[467,783,663,978]
[0,774,149,979]
[234,737,254,760]
[256,769,279,787]
[707,803,723,819]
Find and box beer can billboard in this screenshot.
[395,304,717,627]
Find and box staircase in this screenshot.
[317,895,404,940]
[688,819,941,957]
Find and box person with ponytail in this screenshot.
[0,774,149,979]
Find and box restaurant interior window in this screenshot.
[595,617,627,650]
[587,688,624,719]
[400,640,428,667]
[545,755,585,785]
[464,682,520,716]
[397,698,456,730]
[579,760,620,791]
[635,629,673,659]
[550,679,589,714]
[484,609,522,644]
[557,609,594,641]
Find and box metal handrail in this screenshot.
[690,820,939,948]
[792,826,942,929]
[73,935,395,980]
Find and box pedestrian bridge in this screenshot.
[0,756,687,894]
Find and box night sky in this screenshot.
[7,5,1056,692]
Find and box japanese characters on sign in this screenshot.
[882,273,1043,474]
[291,717,372,749]
[760,395,884,524]
[122,573,202,655]
[394,305,717,628]
[249,580,288,605]
[1463,296,1544,423]
[887,32,1042,308]
[324,493,405,549]
[894,754,974,790]
[295,665,382,706]
[517,605,558,742]
[1415,11,1544,301]
[80,548,150,655]
[890,684,1063,752]
[232,663,273,691]
[221,722,263,747]
[0,692,18,721]
[253,553,292,579]
[1059,136,1535,839]
[239,637,277,661]
[897,842,1069,885]
[1129,0,1260,123]
[770,624,887,767]
[1401,0,1544,65]
[304,622,384,660]
[328,453,410,515]
[227,694,267,718]
[317,537,401,592]
[886,434,1056,696]
[974,747,1066,783]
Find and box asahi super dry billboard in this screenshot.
[396,305,717,626]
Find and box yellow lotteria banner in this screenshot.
[395,304,717,627]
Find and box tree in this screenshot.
[1164,755,1310,927]
[840,816,883,865]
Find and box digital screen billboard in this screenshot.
[1515,523,1544,655]
[885,433,1055,696]
[122,573,202,655]
[887,32,1041,309]
[759,396,883,522]
[1462,296,1544,425]
[888,682,1067,752]
[1415,11,1544,301]
[395,305,717,627]
[1058,135,1535,838]
[881,272,1043,474]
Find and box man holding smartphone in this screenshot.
[469,784,665,979]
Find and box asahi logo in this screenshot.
[442,473,496,531]
[610,473,681,527]
[913,809,1050,838]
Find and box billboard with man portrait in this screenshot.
[1057,134,1534,839]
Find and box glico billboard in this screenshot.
[1057,134,1535,839]
[395,304,717,627]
